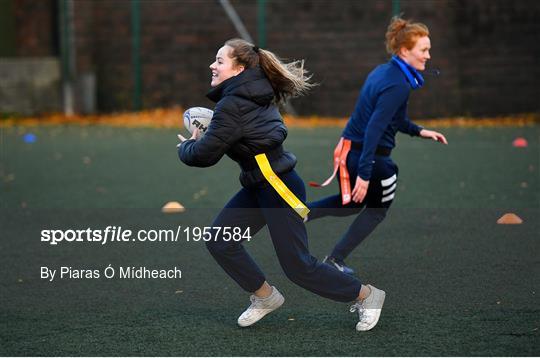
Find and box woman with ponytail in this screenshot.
[177,38,386,331]
[307,17,448,275]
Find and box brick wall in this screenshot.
[14,0,58,57]
[10,0,540,117]
[450,0,540,116]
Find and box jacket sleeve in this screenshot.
[398,114,423,136]
[357,83,409,180]
[178,102,242,167]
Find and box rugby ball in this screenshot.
[183,107,213,136]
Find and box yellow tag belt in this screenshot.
[255,153,310,219]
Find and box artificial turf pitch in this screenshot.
[1,125,538,355]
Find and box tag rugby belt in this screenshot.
[255,153,310,219]
[308,138,391,205]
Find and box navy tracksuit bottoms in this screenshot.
[206,169,362,302]
[307,150,398,261]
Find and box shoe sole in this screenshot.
[237,295,285,327]
[356,290,386,332]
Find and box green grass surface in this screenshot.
[1,125,539,356]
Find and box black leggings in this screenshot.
[307,152,398,261]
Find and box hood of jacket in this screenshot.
[207,67,275,106]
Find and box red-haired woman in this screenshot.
[307,17,448,274]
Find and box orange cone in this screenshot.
[161,201,185,213]
[512,137,528,147]
[497,213,523,224]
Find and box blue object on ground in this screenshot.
[23,133,37,143]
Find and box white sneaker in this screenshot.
[237,286,285,327]
[350,284,386,331]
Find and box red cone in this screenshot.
[497,213,523,224]
[512,137,528,147]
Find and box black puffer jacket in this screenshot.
[178,67,297,188]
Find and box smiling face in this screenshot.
[209,45,244,87]
[399,36,431,71]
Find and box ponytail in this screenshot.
[224,38,315,103]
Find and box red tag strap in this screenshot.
[308,137,344,188]
[309,137,352,205]
[339,139,352,205]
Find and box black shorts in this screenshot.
[340,150,398,208]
